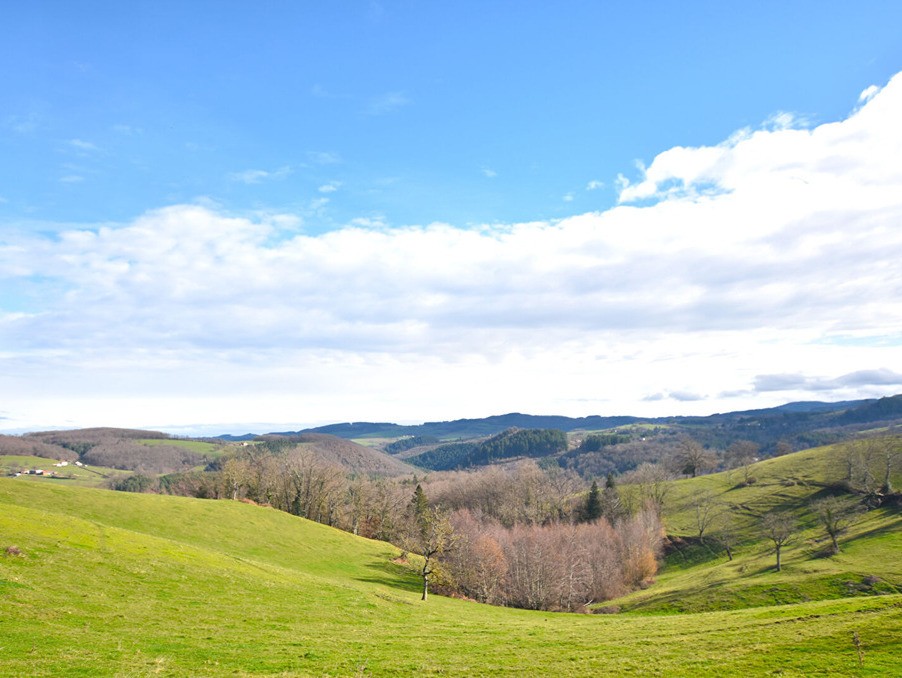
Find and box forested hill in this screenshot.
[293,413,641,440]
[265,396,902,449]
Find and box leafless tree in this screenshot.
[676,437,716,478]
[692,491,719,543]
[726,440,759,486]
[713,512,739,561]
[761,512,796,572]
[811,496,862,555]
[621,462,673,515]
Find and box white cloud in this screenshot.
[68,138,99,152]
[318,182,341,193]
[859,84,881,104]
[586,180,604,191]
[307,151,342,165]
[228,166,291,184]
[482,167,497,178]
[563,192,575,202]
[4,72,902,430]
[755,369,902,393]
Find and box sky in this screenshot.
[2,2,902,435]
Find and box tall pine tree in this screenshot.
[583,480,602,522]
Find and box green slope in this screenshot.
[1,479,901,676]
[611,441,902,614]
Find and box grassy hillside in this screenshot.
[1,455,129,488]
[2,479,900,676]
[610,441,902,614]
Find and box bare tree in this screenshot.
[676,437,716,478]
[712,512,739,561]
[692,491,719,543]
[811,496,862,555]
[221,457,250,501]
[623,462,673,515]
[726,440,759,486]
[761,512,796,572]
[874,437,902,495]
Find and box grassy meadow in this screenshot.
[0,455,128,489]
[1,442,901,676]
[611,441,902,615]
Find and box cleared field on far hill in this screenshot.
[1,455,129,488]
[1,474,900,676]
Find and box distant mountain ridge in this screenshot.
[222,395,902,456]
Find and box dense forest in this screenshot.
[408,428,568,471]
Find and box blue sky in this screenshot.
[5,1,902,228]
[2,2,902,433]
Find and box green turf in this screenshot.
[2,478,901,676]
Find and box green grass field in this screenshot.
[606,442,902,616]
[1,455,128,488]
[2,464,901,677]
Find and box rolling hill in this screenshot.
[2,450,901,676]
[259,433,416,476]
[607,439,902,615]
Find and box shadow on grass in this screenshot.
[355,557,421,594]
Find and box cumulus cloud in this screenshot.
[859,84,880,104]
[4,72,902,428]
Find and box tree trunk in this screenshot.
[421,572,429,601]
[775,545,782,572]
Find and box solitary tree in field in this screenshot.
[812,496,862,555]
[761,512,796,572]
[403,486,457,601]
[726,440,759,486]
[692,491,719,543]
[713,513,739,561]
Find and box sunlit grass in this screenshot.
[2,478,900,676]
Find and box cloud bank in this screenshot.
[2,73,902,431]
